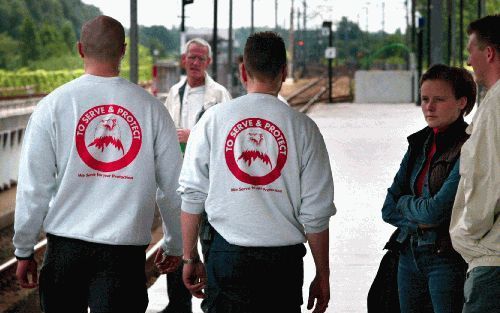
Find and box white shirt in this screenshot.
[13,74,183,257]
[178,93,336,247]
[181,85,205,129]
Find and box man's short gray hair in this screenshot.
[182,38,212,58]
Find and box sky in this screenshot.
[81,0,409,34]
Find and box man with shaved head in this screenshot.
[13,15,183,313]
[178,31,336,313]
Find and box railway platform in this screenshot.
[4,99,474,313]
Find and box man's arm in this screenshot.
[296,120,334,313]
[181,211,206,298]
[13,105,56,288]
[306,229,330,313]
[177,110,212,298]
[154,103,184,256]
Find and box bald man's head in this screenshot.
[80,15,125,62]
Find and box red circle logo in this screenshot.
[225,118,287,185]
[75,105,142,172]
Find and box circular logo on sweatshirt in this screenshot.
[75,105,142,172]
[225,118,287,185]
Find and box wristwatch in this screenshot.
[182,256,200,264]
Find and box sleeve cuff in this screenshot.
[161,241,182,256]
[304,218,331,234]
[15,253,34,260]
[181,199,205,214]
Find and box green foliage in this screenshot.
[414,0,500,67]
[61,21,77,52]
[139,25,180,59]
[19,17,39,65]
[0,65,151,96]
[0,33,21,69]
[0,0,101,70]
[0,68,83,95]
[28,54,82,71]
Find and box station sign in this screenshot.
[325,47,336,59]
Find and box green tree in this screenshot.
[38,23,66,59]
[19,17,39,65]
[61,21,77,52]
[0,33,21,69]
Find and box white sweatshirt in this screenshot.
[179,93,336,247]
[14,74,183,258]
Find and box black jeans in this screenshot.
[205,231,306,313]
[39,234,148,313]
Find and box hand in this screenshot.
[177,128,190,143]
[182,262,207,299]
[154,248,181,274]
[307,274,330,313]
[16,259,38,289]
[418,223,438,229]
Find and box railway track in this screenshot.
[0,213,164,313]
[286,76,353,112]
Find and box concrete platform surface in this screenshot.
[146,102,428,313]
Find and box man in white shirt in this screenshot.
[159,38,231,313]
[164,38,231,153]
[449,14,500,313]
[13,16,183,313]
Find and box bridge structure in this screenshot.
[0,98,39,191]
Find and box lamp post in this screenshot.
[181,0,194,54]
[417,17,424,106]
[130,0,138,84]
[322,21,333,103]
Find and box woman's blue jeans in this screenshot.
[398,236,467,313]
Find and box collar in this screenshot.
[408,117,468,149]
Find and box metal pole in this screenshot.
[459,0,464,66]
[478,0,484,18]
[446,0,453,65]
[288,0,294,80]
[303,0,307,75]
[212,0,218,81]
[411,0,416,51]
[426,0,431,67]
[430,0,443,65]
[130,0,138,84]
[250,0,254,35]
[275,0,278,31]
[296,8,301,74]
[417,18,423,106]
[382,1,385,33]
[228,0,233,94]
[328,24,333,103]
[181,0,186,54]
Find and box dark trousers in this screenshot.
[462,266,500,313]
[39,234,148,313]
[205,231,306,313]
